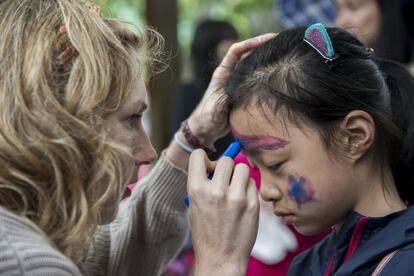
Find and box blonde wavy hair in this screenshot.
[0,0,163,262]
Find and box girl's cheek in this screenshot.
[286,175,317,209]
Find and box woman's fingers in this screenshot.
[218,33,277,72]
[211,156,235,189]
[246,178,259,211]
[228,163,251,197]
[188,157,260,272]
[188,149,215,186]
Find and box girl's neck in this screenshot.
[354,165,406,218]
[334,166,406,233]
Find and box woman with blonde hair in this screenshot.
[0,0,274,275]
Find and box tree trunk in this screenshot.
[145,0,180,152]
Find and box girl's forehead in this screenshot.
[229,105,290,137]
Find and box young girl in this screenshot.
[187,23,414,275]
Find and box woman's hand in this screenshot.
[188,150,260,276]
[187,33,277,148]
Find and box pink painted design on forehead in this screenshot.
[231,127,289,152]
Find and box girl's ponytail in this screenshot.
[377,58,414,204]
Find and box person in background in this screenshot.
[277,0,336,29]
[335,0,414,66]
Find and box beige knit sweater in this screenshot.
[0,152,189,275]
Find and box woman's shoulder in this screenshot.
[0,207,81,275]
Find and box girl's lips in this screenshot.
[279,214,296,224]
[274,211,296,224]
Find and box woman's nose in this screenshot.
[135,134,157,165]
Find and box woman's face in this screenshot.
[230,104,358,235]
[335,0,381,48]
[101,70,157,223]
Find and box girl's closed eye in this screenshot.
[266,162,284,173]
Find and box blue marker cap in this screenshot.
[184,140,243,207]
[222,140,242,159]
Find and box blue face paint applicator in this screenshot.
[184,140,242,207]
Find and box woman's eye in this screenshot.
[128,114,141,129]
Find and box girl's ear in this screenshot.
[339,110,375,162]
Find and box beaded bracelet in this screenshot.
[180,119,215,153]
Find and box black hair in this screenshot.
[225,27,414,205]
[376,0,413,63]
[191,19,239,88]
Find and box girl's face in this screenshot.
[335,0,381,48]
[230,105,358,235]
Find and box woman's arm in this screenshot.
[84,150,188,276]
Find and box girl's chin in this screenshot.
[291,222,330,236]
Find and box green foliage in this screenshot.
[92,0,281,80]
[179,0,279,41]
[93,0,145,27]
[93,0,280,42]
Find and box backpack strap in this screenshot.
[371,250,399,276]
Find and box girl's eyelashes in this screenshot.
[248,156,284,173]
[266,162,284,173]
[127,114,142,129]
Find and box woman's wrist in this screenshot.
[187,116,217,149]
[166,131,191,171]
[194,260,246,276]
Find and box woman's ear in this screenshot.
[339,110,375,162]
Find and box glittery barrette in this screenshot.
[84,2,101,15]
[53,2,101,64]
[303,23,338,62]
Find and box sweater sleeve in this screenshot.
[84,151,189,276]
[0,208,82,276]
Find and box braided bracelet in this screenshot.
[180,120,215,153]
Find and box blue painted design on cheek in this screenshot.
[287,175,315,209]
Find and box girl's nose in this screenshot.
[259,177,283,203]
